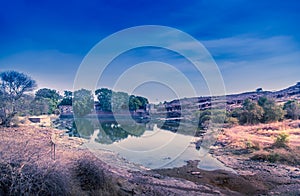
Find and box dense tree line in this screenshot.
[95,88,149,112]
[0,70,149,126]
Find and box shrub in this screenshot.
[245,140,261,151]
[239,99,263,125]
[250,153,280,163]
[73,158,118,195]
[250,151,300,165]
[284,100,300,120]
[273,133,289,148]
[0,161,68,196]
[225,117,239,127]
[74,159,105,191]
[258,97,285,123]
[267,153,280,163]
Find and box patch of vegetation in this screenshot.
[0,156,119,196]
[225,117,239,128]
[283,100,300,120]
[95,88,149,112]
[0,71,37,127]
[194,109,226,130]
[0,161,68,196]
[73,158,118,195]
[239,99,264,125]
[250,153,280,163]
[258,97,285,123]
[31,88,61,115]
[273,133,289,148]
[245,140,261,151]
[250,150,300,166]
[226,97,294,126]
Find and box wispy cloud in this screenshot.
[203,35,298,60]
[200,35,300,93]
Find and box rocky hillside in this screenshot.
[161,82,300,112]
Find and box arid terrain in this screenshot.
[156,120,300,195]
[1,118,300,195]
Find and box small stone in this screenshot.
[191,171,201,175]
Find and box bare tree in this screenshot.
[0,70,37,126]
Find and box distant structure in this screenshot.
[256,88,263,92]
[59,105,73,117]
[59,102,150,119]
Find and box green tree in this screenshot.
[59,91,73,106]
[95,88,149,112]
[135,96,149,110]
[33,88,61,114]
[73,89,94,117]
[239,99,263,125]
[111,91,130,111]
[30,98,50,115]
[196,110,212,130]
[283,100,300,120]
[129,95,141,111]
[226,108,242,126]
[95,88,112,112]
[258,97,284,123]
[35,88,61,101]
[195,109,226,130]
[228,108,243,118]
[13,94,34,116]
[0,71,36,126]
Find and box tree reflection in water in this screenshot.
[72,118,147,144]
[69,116,197,146]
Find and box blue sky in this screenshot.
[0,0,300,102]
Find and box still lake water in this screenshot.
[71,118,232,171]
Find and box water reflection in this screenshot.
[72,118,147,143]
[96,120,146,144]
[60,117,231,171]
[72,118,95,138]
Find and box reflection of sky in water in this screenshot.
[87,124,233,171]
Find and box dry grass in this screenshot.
[0,127,68,195]
[0,126,120,195]
[218,120,300,165]
[0,161,68,195]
